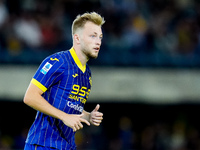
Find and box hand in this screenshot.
[62,114,90,132]
[90,104,103,126]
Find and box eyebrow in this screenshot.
[93,32,103,36]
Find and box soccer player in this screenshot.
[23,12,105,150]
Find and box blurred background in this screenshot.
[1,0,200,149]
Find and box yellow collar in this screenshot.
[69,47,86,73]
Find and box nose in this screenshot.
[96,38,101,46]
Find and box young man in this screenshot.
[23,12,105,150]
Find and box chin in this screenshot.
[90,54,98,59]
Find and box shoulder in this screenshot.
[38,51,69,74]
[46,51,65,62]
[42,50,72,66]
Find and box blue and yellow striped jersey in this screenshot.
[25,47,92,150]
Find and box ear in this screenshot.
[73,34,80,44]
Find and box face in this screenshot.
[79,21,103,59]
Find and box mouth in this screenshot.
[94,47,100,51]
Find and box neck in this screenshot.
[73,45,88,66]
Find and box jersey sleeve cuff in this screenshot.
[31,78,47,92]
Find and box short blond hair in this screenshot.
[72,12,105,35]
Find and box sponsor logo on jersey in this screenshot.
[40,62,52,75]
[50,57,59,61]
[67,101,83,112]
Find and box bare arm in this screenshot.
[23,83,90,131]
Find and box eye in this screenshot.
[90,35,96,38]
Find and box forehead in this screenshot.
[83,21,102,34]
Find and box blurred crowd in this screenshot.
[0,0,200,67]
[75,116,200,150]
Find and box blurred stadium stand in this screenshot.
[0,0,200,68]
[1,0,200,149]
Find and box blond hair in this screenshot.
[72,12,105,35]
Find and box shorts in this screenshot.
[24,143,57,150]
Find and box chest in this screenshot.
[58,67,92,96]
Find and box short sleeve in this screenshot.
[31,53,65,92]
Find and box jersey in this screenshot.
[25,47,92,150]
